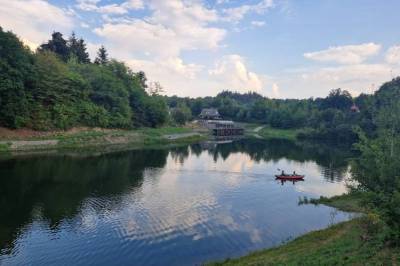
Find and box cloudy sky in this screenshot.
[1,0,400,98]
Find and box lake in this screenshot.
[0,138,355,265]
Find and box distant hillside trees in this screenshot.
[165,86,386,144]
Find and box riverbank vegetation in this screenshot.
[213,191,400,265]
[212,218,400,265]
[0,126,205,153]
[257,127,300,140]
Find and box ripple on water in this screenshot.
[0,141,353,266]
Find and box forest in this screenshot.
[167,88,377,144]
[0,28,168,131]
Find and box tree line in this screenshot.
[166,88,374,143]
[0,28,168,130]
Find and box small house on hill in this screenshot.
[350,103,360,113]
[199,108,221,120]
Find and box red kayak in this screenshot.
[275,174,305,180]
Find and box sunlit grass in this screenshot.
[258,127,300,140]
[210,192,400,265]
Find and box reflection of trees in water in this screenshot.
[297,141,354,183]
[0,139,354,255]
[0,149,168,254]
[320,164,350,183]
[169,146,190,164]
[193,138,354,183]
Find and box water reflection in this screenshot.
[0,138,355,265]
[277,179,305,186]
[0,150,168,255]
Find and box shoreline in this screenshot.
[0,124,309,155]
[0,126,208,156]
[210,193,399,265]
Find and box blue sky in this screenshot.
[1,0,400,98]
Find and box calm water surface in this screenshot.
[0,139,355,265]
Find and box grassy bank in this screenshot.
[298,192,366,213]
[258,127,301,140]
[212,218,399,266]
[211,192,400,265]
[0,126,207,153]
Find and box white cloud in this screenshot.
[209,55,263,93]
[222,0,274,23]
[92,0,231,96]
[304,43,381,64]
[128,57,203,80]
[124,0,144,9]
[126,57,208,96]
[76,0,143,14]
[385,45,400,64]
[271,83,280,97]
[251,21,266,27]
[276,63,397,98]
[80,22,90,28]
[94,0,225,59]
[216,0,230,4]
[0,0,74,49]
[75,0,100,12]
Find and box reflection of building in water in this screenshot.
[200,141,218,150]
[199,139,234,150]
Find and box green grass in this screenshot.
[299,192,366,213]
[240,123,263,130]
[258,127,300,140]
[210,218,400,266]
[211,192,400,265]
[137,126,191,137]
[0,143,10,152]
[0,127,204,153]
[57,127,200,148]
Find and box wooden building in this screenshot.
[199,108,244,136]
[199,108,222,120]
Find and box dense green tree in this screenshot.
[39,32,70,62]
[94,45,108,65]
[0,28,169,130]
[321,88,353,110]
[171,103,192,125]
[31,51,87,129]
[68,32,90,64]
[0,27,35,128]
[136,71,147,88]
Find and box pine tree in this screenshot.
[68,32,90,64]
[94,45,108,65]
[39,32,69,62]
